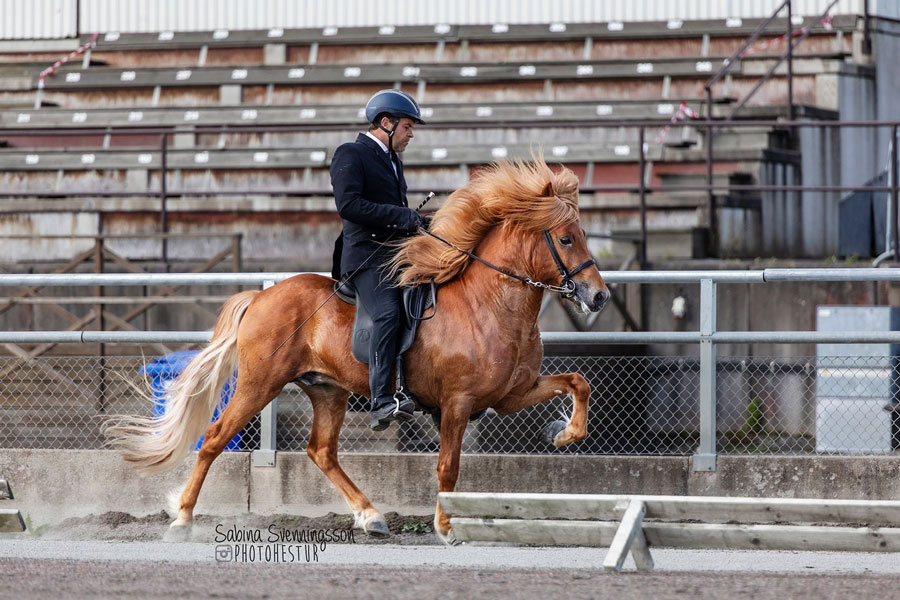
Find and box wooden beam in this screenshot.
[631,526,654,572]
[0,509,25,533]
[439,492,623,521]
[449,517,618,546]
[0,246,97,317]
[0,342,98,408]
[439,492,900,526]
[603,499,649,573]
[449,518,900,553]
[644,522,900,553]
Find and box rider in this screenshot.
[330,89,425,431]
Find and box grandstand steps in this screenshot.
[27,16,850,68]
[2,99,716,129]
[26,54,843,90]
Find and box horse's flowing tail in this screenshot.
[104,290,259,475]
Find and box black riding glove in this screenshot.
[404,208,424,232]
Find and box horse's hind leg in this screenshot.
[304,386,390,537]
[493,373,591,447]
[171,376,283,529]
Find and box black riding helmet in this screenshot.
[365,89,425,152]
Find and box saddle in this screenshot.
[334,278,436,364]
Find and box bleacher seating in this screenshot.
[0,14,864,262]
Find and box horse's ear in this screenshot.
[540,181,554,197]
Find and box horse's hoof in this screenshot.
[436,528,462,546]
[542,420,568,445]
[164,522,192,542]
[364,517,391,538]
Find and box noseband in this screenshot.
[420,228,596,298]
[541,230,596,298]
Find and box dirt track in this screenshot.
[3,510,900,600]
[3,558,900,600]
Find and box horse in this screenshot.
[105,157,610,544]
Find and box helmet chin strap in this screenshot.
[377,119,399,153]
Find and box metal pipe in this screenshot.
[255,279,278,466]
[863,0,873,55]
[3,329,900,346]
[4,183,900,199]
[160,133,169,268]
[727,0,839,120]
[6,268,900,288]
[638,125,647,266]
[762,268,900,281]
[8,117,900,138]
[705,0,788,89]
[694,278,717,472]
[0,273,302,286]
[786,0,794,122]
[893,124,899,262]
[706,87,716,258]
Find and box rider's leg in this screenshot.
[352,267,415,429]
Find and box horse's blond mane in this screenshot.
[388,157,580,286]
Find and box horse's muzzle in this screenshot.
[572,283,610,313]
[590,288,610,312]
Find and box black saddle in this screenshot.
[334,278,436,364]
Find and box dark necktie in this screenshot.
[390,151,400,178]
[390,151,406,206]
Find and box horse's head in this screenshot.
[539,220,610,313]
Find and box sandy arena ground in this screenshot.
[3,510,900,600]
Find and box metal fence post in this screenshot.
[252,279,277,467]
[693,278,717,471]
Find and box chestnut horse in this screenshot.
[106,158,609,544]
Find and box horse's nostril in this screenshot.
[592,290,609,309]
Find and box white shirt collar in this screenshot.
[365,131,389,153]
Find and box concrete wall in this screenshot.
[4,449,900,529]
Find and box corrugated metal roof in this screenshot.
[2,0,887,40]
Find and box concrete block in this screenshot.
[219,84,243,105]
[124,168,149,191]
[249,454,691,515]
[5,450,900,527]
[0,449,249,528]
[264,43,287,65]
[688,455,900,499]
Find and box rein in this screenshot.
[419,228,595,298]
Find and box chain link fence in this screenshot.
[1,353,898,455]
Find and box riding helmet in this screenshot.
[364,89,426,125]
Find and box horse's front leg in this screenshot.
[434,397,473,545]
[493,373,591,447]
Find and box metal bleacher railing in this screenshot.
[0,117,897,265]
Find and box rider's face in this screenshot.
[386,117,416,152]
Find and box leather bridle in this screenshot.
[540,230,597,298]
[421,228,596,298]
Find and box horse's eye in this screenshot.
[559,236,572,246]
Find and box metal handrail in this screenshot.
[705,0,789,90]
[1,268,896,471]
[1,119,898,263]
